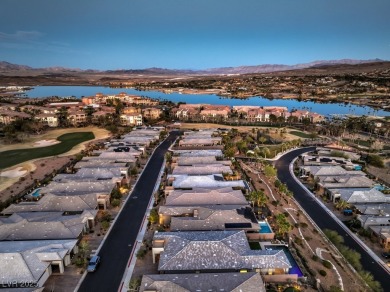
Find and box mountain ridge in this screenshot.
[0,59,387,75]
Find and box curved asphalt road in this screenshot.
[275,147,390,288]
[78,131,179,292]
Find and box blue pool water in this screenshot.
[375,185,390,192]
[259,221,272,233]
[31,188,41,197]
[265,245,304,277]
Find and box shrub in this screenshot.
[100,211,112,222]
[75,258,84,267]
[294,237,303,245]
[367,154,384,168]
[136,248,147,259]
[148,209,159,224]
[300,222,308,228]
[101,220,110,230]
[130,167,138,175]
[319,270,327,276]
[322,260,332,269]
[312,255,319,261]
[111,199,120,207]
[111,189,122,200]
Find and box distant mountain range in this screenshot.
[0,59,387,75]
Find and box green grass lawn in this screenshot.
[289,131,312,138]
[343,138,372,148]
[0,132,95,170]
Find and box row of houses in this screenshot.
[0,95,163,127]
[172,104,324,123]
[0,127,163,289]
[299,150,390,250]
[139,131,296,291]
[82,92,159,107]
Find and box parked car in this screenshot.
[87,255,101,272]
[381,252,390,259]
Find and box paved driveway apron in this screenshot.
[78,132,179,292]
[275,147,390,288]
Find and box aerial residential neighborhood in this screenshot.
[0,83,389,292]
[1,1,390,290]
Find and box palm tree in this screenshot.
[262,147,270,159]
[56,106,69,127]
[335,199,350,210]
[259,136,267,145]
[275,213,292,238]
[255,190,268,208]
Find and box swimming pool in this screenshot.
[264,245,304,277]
[31,188,41,198]
[259,221,273,233]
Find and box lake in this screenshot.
[22,86,389,117]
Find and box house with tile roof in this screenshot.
[152,230,291,275]
[0,210,97,241]
[168,206,258,232]
[1,193,98,215]
[140,272,266,292]
[0,240,77,288]
[164,188,248,207]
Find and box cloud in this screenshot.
[0,30,45,41]
[0,30,85,55]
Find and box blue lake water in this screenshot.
[22,86,389,117]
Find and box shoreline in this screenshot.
[148,87,390,113]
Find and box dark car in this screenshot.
[87,255,101,272]
[381,252,390,259]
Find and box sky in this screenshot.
[0,0,389,70]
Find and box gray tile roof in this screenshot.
[140,272,266,292]
[176,156,231,166]
[165,188,248,206]
[358,215,390,228]
[369,226,390,239]
[329,188,388,204]
[0,240,77,285]
[183,130,217,137]
[169,175,245,189]
[154,230,291,272]
[97,152,138,161]
[173,150,223,157]
[40,180,115,196]
[320,176,375,189]
[1,193,98,214]
[123,129,160,138]
[159,205,248,216]
[0,210,97,241]
[302,165,365,177]
[179,137,222,146]
[354,203,390,216]
[172,164,233,175]
[74,160,128,169]
[170,207,258,231]
[53,167,125,183]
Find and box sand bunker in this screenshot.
[0,167,27,178]
[34,139,60,147]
